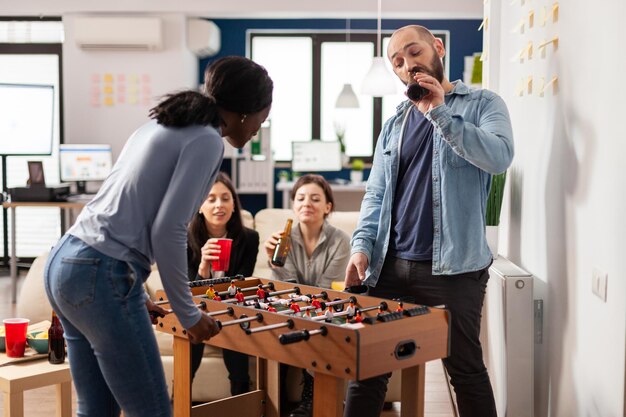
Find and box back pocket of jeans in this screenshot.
[58,257,99,308]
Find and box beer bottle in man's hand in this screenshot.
[48,311,66,364]
[271,218,293,266]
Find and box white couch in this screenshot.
[16,208,401,404]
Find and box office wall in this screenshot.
[202,18,483,85]
[1,0,482,20]
[485,1,626,416]
[62,13,197,160]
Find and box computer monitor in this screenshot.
[291,141,342,173]
[59,144,113,194]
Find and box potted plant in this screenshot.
[277,170,290,183]
[485,172,507,256]
[350,159,365,183]
[334,122,350,166]
[291,171,302,181]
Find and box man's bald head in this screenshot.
[391,25,436,46]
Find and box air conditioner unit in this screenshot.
[187,19,221,58]
[74,16,163,51]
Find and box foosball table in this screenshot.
[154,276,450,417]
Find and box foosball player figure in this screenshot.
[351,309,363,323]
[311,297,323,314]
[396,301,404,312]
[324,305,334,323]
[235,288,245,304]
[205,284,217,300]
[345,300,356,318]
[266,304,277,313]
[289,299,301,315]
[213,293,222,302]
[228,280,237,298]
[256,284,268,302]
[302,308,313,319]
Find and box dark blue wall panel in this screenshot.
[200,19,482,84]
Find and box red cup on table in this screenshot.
[3,318,30,358]
[211,238,232,278]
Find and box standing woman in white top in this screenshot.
[43,56,272,417]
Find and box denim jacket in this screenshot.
[351,81,514,285]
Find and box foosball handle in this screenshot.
[345,284,368,294]
[278,330,310,345]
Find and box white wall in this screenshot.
[0,0,482,19]
[485,1,626,416]
[62,13,197,160]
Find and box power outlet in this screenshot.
[592,268,608,302]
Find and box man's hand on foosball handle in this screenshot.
[187,313,221,344]
[344,252,369,288]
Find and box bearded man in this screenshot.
[343,25,514,417]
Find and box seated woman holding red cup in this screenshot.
[187,172,259,396]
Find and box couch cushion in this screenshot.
[17,252,52,323]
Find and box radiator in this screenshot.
[482,256,534,417]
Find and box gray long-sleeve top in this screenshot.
[271,221,351,289]
[68,120,223,329]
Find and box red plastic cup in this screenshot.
[3,318,30,358]
[211,238,232,274]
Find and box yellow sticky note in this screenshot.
[552,2,559,22]
[103,96,114,106]
[103,73,114,83]
[103,85,113,94]
[538,77,546,97]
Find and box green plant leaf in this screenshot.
[486,172,506,226]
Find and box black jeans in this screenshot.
[344,256,497,417]
[191,343,250,395]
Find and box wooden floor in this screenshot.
[0,269,457,417]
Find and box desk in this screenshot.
[275,181,366,211]
[0,356,72,417]
[2,202,86,304]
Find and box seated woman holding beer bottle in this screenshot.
[264,174,351,417]
[187,172,259,396]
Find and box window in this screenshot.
[0,18,64,259]
[249,31,448,162]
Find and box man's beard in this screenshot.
[406,47,445,85]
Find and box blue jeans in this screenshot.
[44,235,171,417]
[344,256,496,417]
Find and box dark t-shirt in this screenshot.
[388,107,434,261]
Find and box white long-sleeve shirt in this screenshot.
[69,120,224,329]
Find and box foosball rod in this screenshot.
[278,305,317,315]
[323,295,357,308]
[218,283,274,299]
[309,302,386,321]
[221,287,301,304]
[217,313,263,328]
[245,319,294,335]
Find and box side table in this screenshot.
[0,357,72,417]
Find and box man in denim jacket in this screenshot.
[343,25,513,417]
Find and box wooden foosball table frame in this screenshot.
[155,277,450,417]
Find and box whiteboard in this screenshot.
[291,140,342,172]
